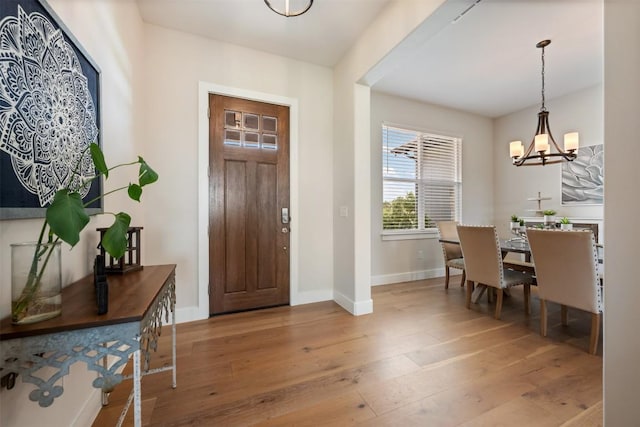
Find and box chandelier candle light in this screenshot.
[510,40,579,166]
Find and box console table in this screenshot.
[0,264,177,427]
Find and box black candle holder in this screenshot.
[94,254,109,315]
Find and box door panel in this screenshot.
[257,162,277,290]
[209,94,290,314]
[224,160,247,294]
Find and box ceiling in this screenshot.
[136,0,603,118]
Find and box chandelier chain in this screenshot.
[541,45,546,111]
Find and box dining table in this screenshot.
[439,237,534,269]
[438,236,603,303]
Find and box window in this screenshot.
[382,124,461,232]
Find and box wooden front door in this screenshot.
[209,94,290,314]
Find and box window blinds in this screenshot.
[382,125,461,231]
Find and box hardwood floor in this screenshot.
[92,276,603,426]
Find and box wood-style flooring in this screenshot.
[93,276,603,426]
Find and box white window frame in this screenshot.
[381,123,462,240]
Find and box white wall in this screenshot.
[0,0,146,425]
[603,1,640,423]
[493,85,604,236]
[370,91,494,285]
[140,24,335,316]
[332,0,449,314]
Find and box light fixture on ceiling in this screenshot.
[510,40,579,167]
[264,0,313,17]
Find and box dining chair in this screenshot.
[436,221,466,289]
[526,229,603,354]
[456,225,535,320]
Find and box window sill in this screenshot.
[381,230,439,241]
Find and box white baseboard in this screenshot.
[175,289,334,324]
[333,291,373,315]
[291,289,334,306]
[371,268,446,286]
[176,306,208,324]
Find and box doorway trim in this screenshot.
[197,81,299,319]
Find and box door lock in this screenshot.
[281,208,289,224]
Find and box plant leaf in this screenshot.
[138,156,158,187]
[90,143,108,178]
[46,190,90,247]
[128,183,142,201]
[101,212,132,259]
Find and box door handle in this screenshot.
[281,208,289,224]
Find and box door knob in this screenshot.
[281,227,289,234]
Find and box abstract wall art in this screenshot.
[562,144,604,205]
[0,0,101,219]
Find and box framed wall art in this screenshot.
[562,144,604,205]
[0,0,102,219]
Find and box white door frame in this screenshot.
[196,81,299,320]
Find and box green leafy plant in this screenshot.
[519,219,525,226]
[559,217,571,224]
[510,214,520,222]
[543,209,556,216]
[12,143,158,323]
[535,224,545,229]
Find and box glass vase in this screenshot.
[11,241,62,324]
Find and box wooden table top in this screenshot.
[1,264,176,341]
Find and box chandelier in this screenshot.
[510,40,579,166]
[264,0,313,17]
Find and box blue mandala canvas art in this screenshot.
[0,0,101,219]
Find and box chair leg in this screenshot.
[487,287,493,304]
[589,312,601,355]
[561,305,568,326]
[465,280,473,309]
[494,289,504,320]
[460,270,466,287]
[540,299,548,336]
[524,284,531,316]
[445,266,450,289]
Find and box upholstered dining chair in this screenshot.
[436,221,466,289]
[526,229,603,354]
[456,225,536,320]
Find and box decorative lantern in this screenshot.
[96,226,143,274]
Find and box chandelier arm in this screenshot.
[515,154,577,166]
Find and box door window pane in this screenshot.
[263,116,277,133]
[244,132,260,148]
[244,113,259,130]
[224,129,241,146]
[225,110,241,128]
[262,134,277,150]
